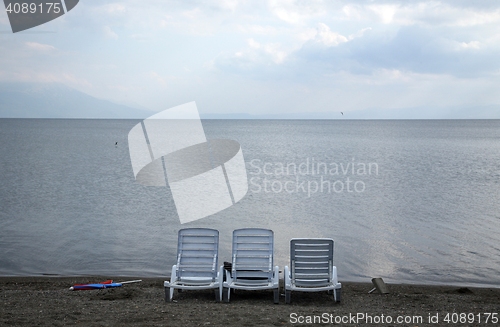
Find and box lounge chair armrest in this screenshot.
[225,266,233,284]
[169,264,178,285]
[273,266,280,285]
[218,265,224,283]
[331,265,338,285]
[284,265,290,287]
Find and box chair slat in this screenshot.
[176,228,219,280]
[231,228,274,282]
[290,239,334,288]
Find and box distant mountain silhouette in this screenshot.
[2,82,498,119]
[0,82,153,118]
[200,106,500,119]
[341,106,500,119]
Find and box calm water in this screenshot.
[1,119,499,287]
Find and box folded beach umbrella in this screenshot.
[69,279,141,291]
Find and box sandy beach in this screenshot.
[1,277,499,326]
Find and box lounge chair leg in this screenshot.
[165,287,174,302]
[222,287,230,303]
[215,289,221,302]
[285,290,291,304]
[334,289,341,302]
[273,289,279,304]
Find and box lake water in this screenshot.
[1,119,499,288]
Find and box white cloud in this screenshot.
[150,72,167,87]
[458,41,481,50]
[271,6,303,25]
[130,33,151,41]
[263,44,288,64]
[236,24,282,36]
[342,2,500,27]
[158,8,222,35]
[367,4,398,24]
[24,42,56,52]
[181,8,203,20]
[268,0,327,25]
[451,9,500,27]
[348,27,372,40]
[296,27,318,43]
[247,38,260,49]
[0,70,92,89]
[103,26,118,39]
[314,23,348,46]
[213,0,240,12]
[397,2,500,27]
[223,22,361,72]
[101,3,126,14]
[222,38,289,66]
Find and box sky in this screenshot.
[1,0,500,118]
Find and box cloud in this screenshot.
[101,3,126,14]
[0,70,92,89]
[236,24,282,36]
[267,0,332,25]
[214,22,360,76]
[367,4,398,24]
[204,0,500,80]
[225,19,500,80]
[130,33,151,41]
[314,23,348,46]
[24,42,56,52]
[350,26,500,77]
[247,38,288,63]
[103,26,118,39]
[459,41,481,50]
[341,2,500,27]
[150,72,167,87]
[2,0,500,117]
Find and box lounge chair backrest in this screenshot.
[290,238,334,287]
[176,228,219,281]
[232,228,274,282]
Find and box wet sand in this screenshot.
[1,277,499,326]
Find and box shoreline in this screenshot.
[1,277,499,326]
[3,274,499,289]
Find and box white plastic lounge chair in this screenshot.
[164,228,222,302]
[222,228,279,303]
[284,238,341,303]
